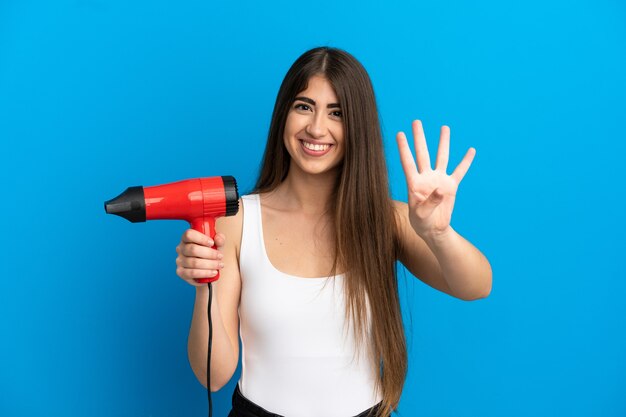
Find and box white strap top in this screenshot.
[237,193,382,417]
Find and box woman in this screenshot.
[175,46,492,417]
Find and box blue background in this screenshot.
[1,0,624,416]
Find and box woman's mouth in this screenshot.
[299,140,333,156]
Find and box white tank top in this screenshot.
[237,193,382,417]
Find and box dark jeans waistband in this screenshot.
[228,383,386,417]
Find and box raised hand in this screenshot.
[396,120,475,239]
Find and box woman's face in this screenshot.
[283,75,345,177]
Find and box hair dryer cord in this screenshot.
[208,281,213,417]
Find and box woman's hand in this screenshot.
[175,229,226,287]
[396,120,475,239]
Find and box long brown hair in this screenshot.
[252,46,407,417]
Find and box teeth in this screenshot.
[302,141,330,152]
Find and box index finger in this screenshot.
[182,228,213,246]
[412,120,432,173]
[396,131,419,185]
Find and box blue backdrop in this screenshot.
[1,0,624,416]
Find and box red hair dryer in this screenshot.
[104,176,239,282]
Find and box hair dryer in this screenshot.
[104,175,238,417]
[104,176,239,282]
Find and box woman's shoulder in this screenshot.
[391,199,408,226]
[215,196,247,255]
[391,199,407,211]
[390,199,410,250]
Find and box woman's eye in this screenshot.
[331,110,342,118]
[294,103,311,111]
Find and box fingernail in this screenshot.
[219,262,224,268]
[208,239,214,246]
[217,253,224,259]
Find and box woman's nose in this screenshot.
[305,113,327,138]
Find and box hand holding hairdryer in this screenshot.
[175,228,226,286]
[104,176,239,283]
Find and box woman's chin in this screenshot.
[289,160,343,178]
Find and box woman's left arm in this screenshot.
[395,120,492,301]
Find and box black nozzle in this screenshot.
[104,186,146,223]
[222,176,239,216]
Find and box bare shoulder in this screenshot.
[391,199,407,219]
[215,197,245,261]
[391,199,410,239]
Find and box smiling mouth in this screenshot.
[300,140,332,152]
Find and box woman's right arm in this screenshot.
[175,204,243,391]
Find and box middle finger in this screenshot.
[181,243,220,260]
[412,120,431,173]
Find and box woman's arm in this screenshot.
[394,200,492,301]
[394,120,492,301]
[180,201,243,391]
[188,283,239,390]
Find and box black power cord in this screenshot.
[207,281,213,417]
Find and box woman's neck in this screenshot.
[268,164,340,216]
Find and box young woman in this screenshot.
[175,47,492,417]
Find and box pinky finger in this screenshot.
[190,268,218,280]
[451,147,476,184]
[177,267,214,286]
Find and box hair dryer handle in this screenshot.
[191,217,220,283]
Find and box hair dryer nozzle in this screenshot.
[104,186,146,223]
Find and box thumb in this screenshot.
[425,188,445,205]
[213,232,226,249]
[417,188,444,218]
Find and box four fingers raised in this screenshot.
[397,120,475,185]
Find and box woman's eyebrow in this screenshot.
[294,96,341,108]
